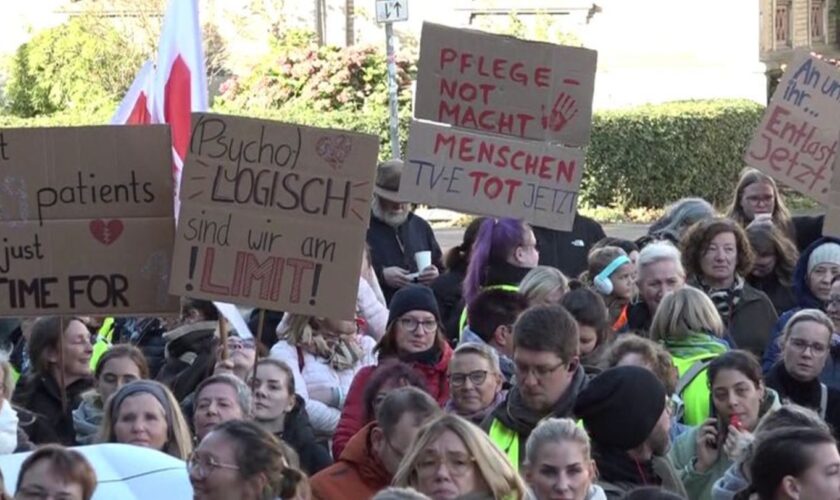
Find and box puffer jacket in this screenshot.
[269,335,376,437]
[762,236,840,372]
[332,341,453,459]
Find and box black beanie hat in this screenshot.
[574,366,667,450]
[387,285,441,327]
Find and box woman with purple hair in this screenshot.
[458,217,540,339]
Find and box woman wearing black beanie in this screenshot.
[331,286,453,458]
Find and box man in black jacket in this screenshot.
[532,212,606,279]
[366,160,442,303]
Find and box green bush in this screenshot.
[582,99,765,208]
[3,15,143,118]
[214,29,415,160]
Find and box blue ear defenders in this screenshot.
[593,255,631,295]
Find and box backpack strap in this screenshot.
[821,383,828,419]
[675,359,713,396]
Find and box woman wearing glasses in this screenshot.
[334,286,453,459]
[393,413,526,500]
[189,420,309,500]
[445,343,504,425]
[765,309,840,432]
[270,313,376,441]
[11,316,94,446]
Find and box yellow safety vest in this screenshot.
[89,317,116,371]
[489,418,520,470]
[458,284,521,342]
[672,353,716,426]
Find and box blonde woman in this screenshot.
[519,266,569,306]
[99,380,193,459]
[393,414,527,500]
[650,286,729,426]
[726,167,795,241]
[270,314,376,437]
[524,418,606,500]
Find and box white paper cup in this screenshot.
[414,250,432,272]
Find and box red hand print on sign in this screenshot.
[541,92,579,133]
[90,219,124,246]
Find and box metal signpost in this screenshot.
[375,0,408,159]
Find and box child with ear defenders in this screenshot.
[583,246,636,331]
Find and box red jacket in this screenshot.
[332,342,453,458]
[311,423,391,500]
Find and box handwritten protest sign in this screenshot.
[0,126,178,316]
[414,22,598,148]
[170,113,379,319]
[400,120,585,230]
[824,145,840,238]
[745,52,840,204]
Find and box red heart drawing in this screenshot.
[89,219,124,246]
[316,135,353,170]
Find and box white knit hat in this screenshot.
[808,242,840,275]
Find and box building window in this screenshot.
[811,0,827,42]
[775,0,792,48]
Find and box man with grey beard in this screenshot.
[366,160,442,303]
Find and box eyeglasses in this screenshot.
[187,452,240,478]
[449,370,489,387]
[514,361,566,379]
[415,453,476,477]
[827,296,840,308]
[398,317,438,332]
[787,338,828,355]
[226,339,256,350]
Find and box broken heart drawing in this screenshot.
[90,219,124,246]
[316,134,353,170]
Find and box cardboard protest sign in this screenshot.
[399,120,585,230]
[745,52,840,204]
[414,22,598,147]
[824,145,840,238]
[170,113,379,319]
[0,126,179,316]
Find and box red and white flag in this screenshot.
[151,0,208,202]
[112,0,208,214]
[110,60,154,125]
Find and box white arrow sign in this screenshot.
[376,0,408,23]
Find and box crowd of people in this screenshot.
[0,163,837,500]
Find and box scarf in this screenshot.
[592,444,661,488]
[401,343,442,366]
[444,391,506,425]
[295,324,365,372]
[693,275,744,326]
[72,393,104,445]
[0,400,18,454]
[662,332,729,358]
